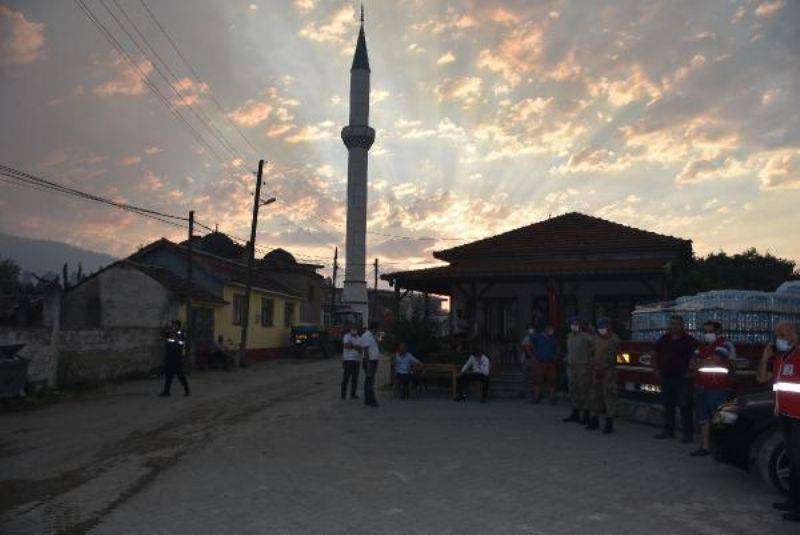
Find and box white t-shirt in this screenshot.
[342,332,361,361]
[461,354,490,376]
[360,330,381,361]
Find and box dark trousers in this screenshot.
[458,373,490,401]
[779,415,800,510]
[396,373,417,399]
[163,360,189,395]
[660,374,693,438]
[341,360,360,399]
[363,359,378,405]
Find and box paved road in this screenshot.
[0,359,792,534]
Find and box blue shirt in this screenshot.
[531,333,557,362]
[394,353,420,374]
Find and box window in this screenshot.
[261,298,274,327]
[284,301,295,327]
[308,284,315,303]
[232,294,246,326]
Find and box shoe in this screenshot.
[782,512,800,522]
[563,410,580,422]
[586,416,600,430]
[773,502,797,511]
[158,392,170,397]
[690,448,711,457]
[602,417,614,434]
[680,436,694,444]
[654,432,674,439]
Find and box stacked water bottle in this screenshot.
[631,285,800,344]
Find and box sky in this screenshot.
[0,0,799,283]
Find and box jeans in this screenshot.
[363,359,378,405]
[779,415,800,510]
[341,360,360,399]
[396,373,417,399]
[660,373,694,438]
[162,358,189,395]
[694,388,729,424]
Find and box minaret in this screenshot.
[341,5,374,326]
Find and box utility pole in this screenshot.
[185,210,194,367]
[329,247,338,327]
[238,159,265,367]
[372,258,378,322]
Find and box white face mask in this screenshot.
[776,338,792,352]
[703,333,717,343]
[570,324,579,333]
[527,328,535,334]
[598,328,608,336]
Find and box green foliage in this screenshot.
[0,255,21,295]
[674,248,797,296]
[382,318,441,358]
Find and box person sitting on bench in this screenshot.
[457,346,491,402]
[394,343,421,400]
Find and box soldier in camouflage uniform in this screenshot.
[563,316,594,425]
[588,317,620,434]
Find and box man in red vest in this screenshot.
[690,321,736,457]
[758,321,800,522]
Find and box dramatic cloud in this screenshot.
[0,6,45,64]
[299,5,354,45]
[92,53,153,97]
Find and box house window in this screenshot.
[261,298,274,327]
[308,284,315,303]
[233,294,246,326]
[284,301,295,327]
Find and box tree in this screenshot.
[0,255,21,295]
[382,318,441,358]
[674,248,798,296]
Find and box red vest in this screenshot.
[774,347,800,420]
[694,338,732,390]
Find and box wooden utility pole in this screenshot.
[238,159,265,366]
[185,210,194,367]
[372,258,378,322]
[329,247,338,326]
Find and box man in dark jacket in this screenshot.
[159,320,190,397]
[652,315,698,442]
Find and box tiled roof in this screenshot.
[130,263,227,304]
[434,212,691,263]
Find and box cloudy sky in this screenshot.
[1,0,799,280]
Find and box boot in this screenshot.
[602,417,614,434]
[562,409,580,422]
[586,415,600,430]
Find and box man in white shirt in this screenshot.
[457,345,491,402]
[394,343,422,399]
[360,321,381,407]
[341,324,361,400]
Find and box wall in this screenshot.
[60,275,101,329]
[0,327,58,389]
[269,270,324,325]
[214,284,301,352]
[98,265,177,328]
[57,327,163,388]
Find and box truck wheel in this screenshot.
[757,429,790,496]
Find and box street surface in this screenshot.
[0,359,793,535]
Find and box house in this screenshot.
[382,212,692,363]
[129,238,303,362]
[323,284,447,330]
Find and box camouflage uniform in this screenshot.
[590,333,620,416]
[566,331,594,411]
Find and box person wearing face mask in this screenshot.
[588,318,620,434]
[340,323,362,400]
[652,315,699,443]
[531,324,558,404]
[518,323,536,400]
[690,321,736,457]
[563,316,594,424]
[757,321,800,522]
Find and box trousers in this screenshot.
[660,373,694,438]
[590,367,617,416]
[363,359,378,405]
[779,415,800,511]
[341,360,360,399]
[162,358,189,395]
[458,373,489,401]
[568,364,591,411]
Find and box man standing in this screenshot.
[519,323,536,399]
[690,321,736,456]
[457,345,491,402]
[757,321,800,522]
[588,318,620,434]
[360,321,381,407]
[563,317,594,424]
[340,324,361,400]
[652,315,698,443]
[531,324,558,404]
[159,320,190,397]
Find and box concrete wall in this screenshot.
[98,265,176,328]
[57,327,163,388]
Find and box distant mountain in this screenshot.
[0,232,117,279]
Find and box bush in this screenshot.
[382,318,440,359]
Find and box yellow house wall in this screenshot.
[214,284,300,349]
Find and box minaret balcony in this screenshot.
[341,125,376,150]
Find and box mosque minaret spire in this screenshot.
[340,4,375,325]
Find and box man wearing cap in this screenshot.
[757,321,800,522]
[588,318,620,434]
[690,321,736,456]
[563,316,594,424]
